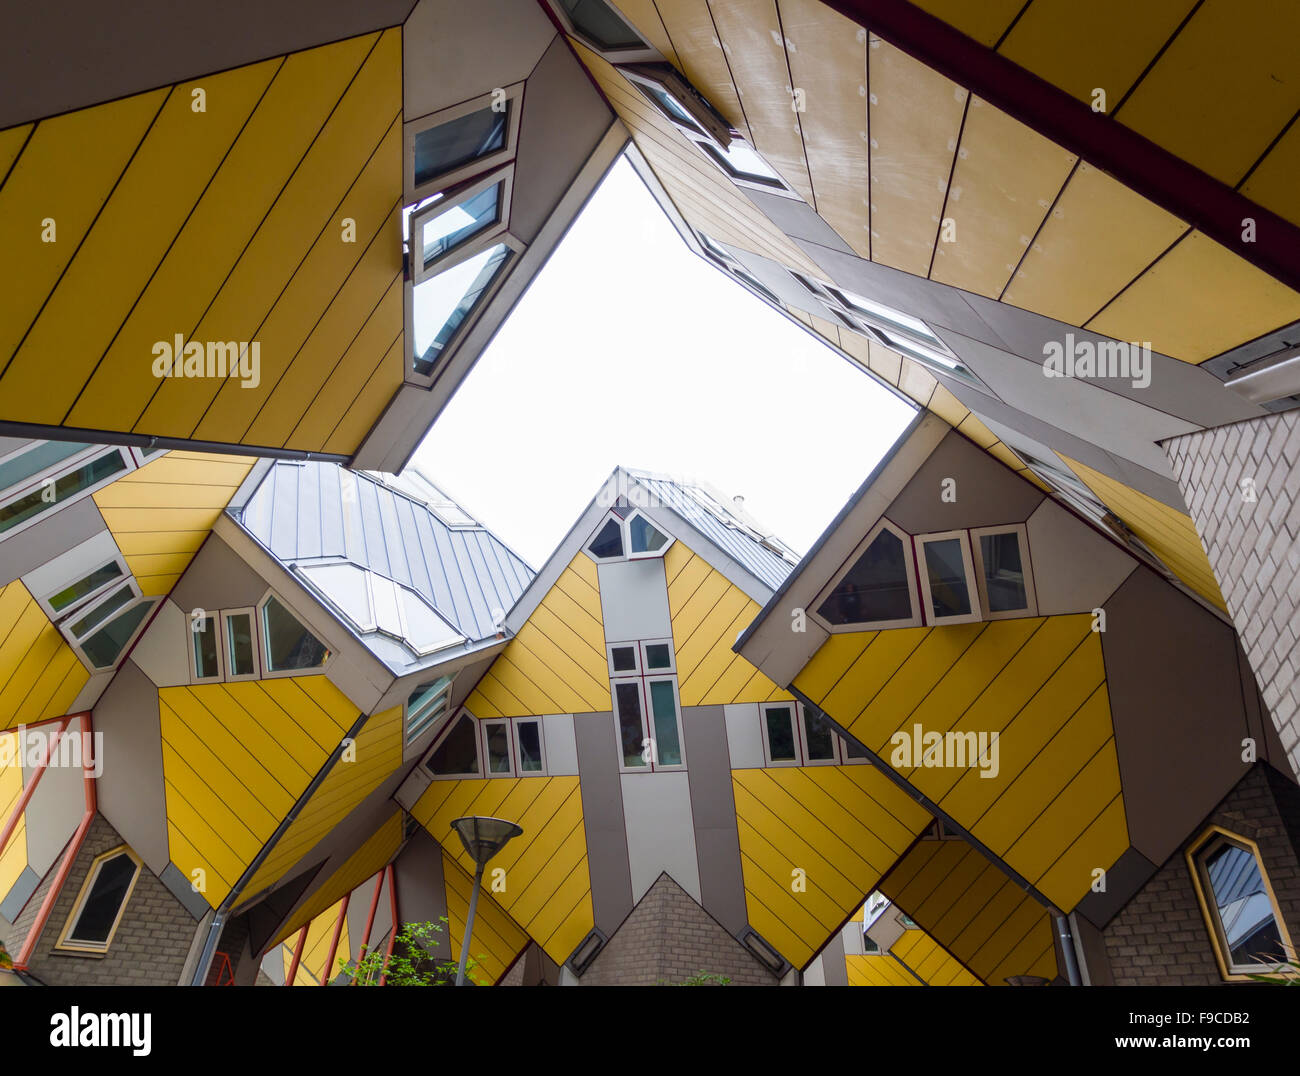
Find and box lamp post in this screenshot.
[449,816,523,986]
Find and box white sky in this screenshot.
[412,155,914,569]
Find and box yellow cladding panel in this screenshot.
[999,0,1197,107]
[1060,455,1226,610]
[442,851,530,985]
[707,1,815,203]
[650,0,750,137]
[240,705,404,901]
[1003,162,1186,326]
[411,775,593,966]
[0,582,91,732]
[0,88,167,377]
[868,38,966,276]
[0,731,26,900]
[5,61,278,425]
[779,0,870,257]
[1088,231,1300,363]
[1241,121,1300,229]
[881,839,1058,985]
[929,97,1077,298]
[274,810,404,950]
[160,678,358,908]
[732,765,931,969]
[797,616,1130,914]
[572,40,827,277]
[612,0,681,66]
[846,953,920,986]
[891,927,981,986]
[664,542,790,705]
[93,451,255,596]
[906,0,1025,46]
[465,554,609,718]
[1115,0,1300,186]
[138,30,401,443]
[286,899,350,985]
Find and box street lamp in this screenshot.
[449,816,523,986]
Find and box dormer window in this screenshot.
[585,510,674,563]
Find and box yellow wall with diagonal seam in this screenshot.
[0,581,90,732]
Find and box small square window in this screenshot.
[643,641,673,671]
[917,533,979,624]
[610,644,639,674]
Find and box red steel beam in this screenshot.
[352,869,385,984]
[378,864,398,986]
[285,925,309,987]
[319,893,350,987]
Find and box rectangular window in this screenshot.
[0,448,129,538]
[40,558,127,618]
[408,170,512,285]
[761,703,799,765]
[614,681,648,769]
[413,102,509,192]
[972,525,1036,618]
[75,598,157,670]
[761,701,865,766]
[426,712,482,779]
[917,532,979,624]
[190,614,221,682]
[405,675,454,745]
[223,609,259,679]
[647,678,684,767]
[483,719,513,776]
[800,707,839,765]
[515,719,545,775]
[609,643,640,675]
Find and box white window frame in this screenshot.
[0,444,134,542]
[551,1,660,62]
[66,591,158,672]
[425,709,485,781]
[694,133,799,198]
[256,591,331,679]
[613,676,651,773]
[621,64,731,144]
[759,701,801,768]
[404,674,454,746]
[187,611,224,684]
[640,638,675,674]
[35,553,130,621]
[588,512,628,563]
[970,524,1038,620]
[404,83,524,204]
[916,530,982,626]
[222,606,262,682]
[408,166,515,285]
[423,710,549,780]
[481,717,515,777]
[54,844,142,954]
[513,717,547,777]
[798,704,844,768]
[641,674,687,771]
[625,509,674,560]
[760,700,867,767]
[812,518,922,633]
[607,641,642,677]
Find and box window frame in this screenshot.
[256,591,331,680]
[222,606,262,682]
[423,710,549,780]
[759,701,801,768]
[425,708,485,781]
[550,1,660,61]
[66,595,158,672]
[513,717,548,777]
[54,844,142,955]
[34,552,130,621]
[759,700,867,767]
[481,717,516,778]
[970,524,1038,620]
[811,517,922,633]
[404,674,454,746]
[187,610,224,684]
[404,84,524,205]
[621,64,732,145]
[0,444,133,541]
[695,134,799,198]
[1187,826,1296,981]
[607,641,642,677]
[642,673,687,771]
[625,509,674,560]
[916,530,982,626]
[407,166,515,286]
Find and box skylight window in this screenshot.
[554,0,650,54]
[412,242,514,376]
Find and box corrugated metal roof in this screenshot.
[235,461,533,646]
[626,470,798,592]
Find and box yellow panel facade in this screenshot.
[465,554,609,718]
[442,851,530,985]
[284,898,350,985]
[159,677,358,908]
[891,927,982,986]
[0,730,26,901]
[731,764,931,969]
[0,582,91,732]
[412,774,592,966]
[794,615,1130,914]
[846,953,921,986]
[93,451,256,595]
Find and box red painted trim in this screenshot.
[378,864,398,986]
[12,712,96,969]
[285,925,308,987]
[352,869,384,984]
[0,715,74,858]
[799,0,1300,295]
[319,893,350,986]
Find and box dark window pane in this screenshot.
[485,723,512,774]
[0,451,126,535]
[615,682,646,767]
[611,645,637,672]
[764,705,797,762]
[262,596,329,671]
[225,613,256,676]
[517,720,543,772]
[589,518,624,559]
[817,529,913,625]
[843,736,869,759]
[1204,842,1285,968]
[406,676,451,742]
[413,104,508,189]
[82,601,152,669]
[429,714,479,776]
[644,642,672,669]
[193,617,219,678]
[49,561,123,613]
[803,709,837,761]
[628,515,668,554]
[71,584,134,636]
[924,539,972,618]
[0,440,92,493]
[559,0,643,50]
[67,852,138,946]
[648,681,681,766]
[980,532,1028,612]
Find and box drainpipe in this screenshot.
[189,708,372,986]
[0,714,75,859]
[1055,913,1083,986]
[13,712,96,970]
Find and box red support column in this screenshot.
[0,715,74,858]
[285,925,309,987]
[319,893,350,986]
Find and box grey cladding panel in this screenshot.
[572,712,634,934]
[682,705,748,935]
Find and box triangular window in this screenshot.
[817,522,916,627]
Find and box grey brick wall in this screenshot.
[580,872,777,986]
[1165,411,1300,780]
[1102,764,1300,985]
[11,814,199,986]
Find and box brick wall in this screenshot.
[1165,412,1300,780]
[9,814,199,986]
[580,872,777,986]
[1102,764,1300,985]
